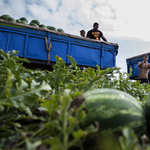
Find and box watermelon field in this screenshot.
[1,49,150,150]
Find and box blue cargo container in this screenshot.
[0,19,118,70]
[126,53,150,80]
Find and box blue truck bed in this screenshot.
[0,19,118,70]
[126,53,150,79]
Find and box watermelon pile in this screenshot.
[0,14,65,33]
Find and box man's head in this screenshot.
[93,22,99,31]
[143,54,148,62]
[80,30,85,37]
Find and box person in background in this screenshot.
[80,30,86,37]
[138,54,150,84]
[86,22,107,42]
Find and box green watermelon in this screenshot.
[144,93,150,134]
[0,14,10,20]
[57,28,64,33]
[29,23,39,27]
[30,20,40,26]
[47,26,56,31]
[72,88,146,137]
[46,26,51,30]
[16,19,22,23]
[39,24,46,29]
[19,17,28,23]
[7,17,16,23]
[20,20,28,25]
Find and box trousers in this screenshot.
[138,78,149,84]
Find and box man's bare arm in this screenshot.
[138,61,144,67]
[148,63,150,69]
[101,35,108,42]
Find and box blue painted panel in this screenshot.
[104,43,115,49]
[0,30,8,52]
[8,32,26,56]
[127,60,140,78]
[26,35,47,60]
[50,32,104,48]
[131,63,139,76]
[103,49,115,68]
[0,20,118,69]
[69,43,101,67]
[50,39,68,62]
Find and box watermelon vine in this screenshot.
[0,49,150,150]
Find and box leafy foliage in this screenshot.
[0,50,150,149]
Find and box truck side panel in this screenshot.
[0,20,118,69]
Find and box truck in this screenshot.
[126,52,150,80]
[0,19,119,70]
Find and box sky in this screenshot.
[0,0,150,73]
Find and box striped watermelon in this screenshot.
[73,88,147,137]
[144,93,150,135]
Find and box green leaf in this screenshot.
[119,127,139,150]
[73,129,85,140]
[25,139,42,150]
[49,137,63,150]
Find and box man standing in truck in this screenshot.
[86,22,107,42]
[138,54,150,84]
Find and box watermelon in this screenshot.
[46,26,51,30]
[47,26,56,31]
[7,17,16,23]
[20,20,28,25]
[57,28,64,33]
[30,20,40,26]
[0,14,10,20]
[72,88,147,137]
[39,24,46,29]
[16,19,22,23]
[29,23,39,27]
[19,17,28,23]
[144,93,150,134]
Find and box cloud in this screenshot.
[1,0,150,73]
[0,0,150,41]
[107,0,150,40]
[38,0,61,12]
[0,0,27,17]
[1,0,150,41]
